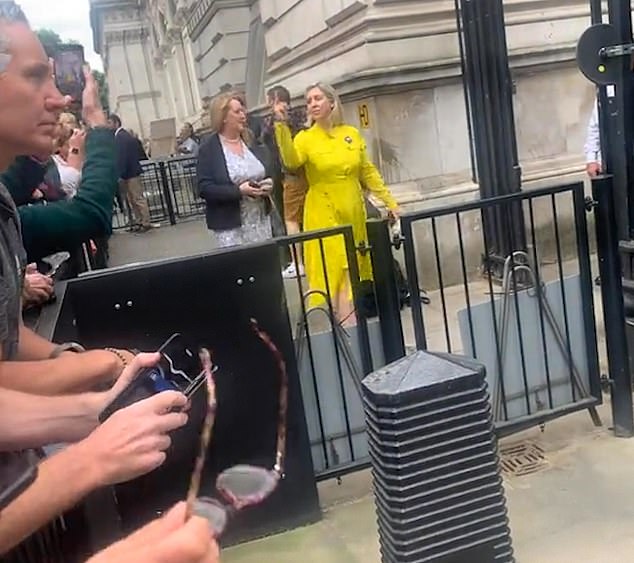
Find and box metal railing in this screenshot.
[112,157,204,230]
[275,225,378,480]
[399,182,605,435]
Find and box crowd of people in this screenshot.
[0,1,219,561]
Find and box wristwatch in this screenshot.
[50,342,86,359]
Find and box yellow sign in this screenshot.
[358,104,371,129]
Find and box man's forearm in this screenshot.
[0,388,103,450]
[0,353,118,396]
[17,324,56,360]
[0,443,102,554]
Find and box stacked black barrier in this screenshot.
[362,351,514,563]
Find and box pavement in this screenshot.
[108,224,629,563]
[222,401,634,563]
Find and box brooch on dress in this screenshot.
[344,136,353,144]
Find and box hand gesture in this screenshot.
[273,101,288,122]
[81,65,107,128]
[238,181,262,198]
[86,502,219,563]
[78,354,189,486]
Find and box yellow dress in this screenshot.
[275,122,398,305]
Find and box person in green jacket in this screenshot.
[0,70,117,263]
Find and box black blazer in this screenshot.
[114,129,143,180]
[196,133,273,231]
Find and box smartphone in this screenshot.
[99,334,209,422]
[53,45,86,101]
[0,451,39,510]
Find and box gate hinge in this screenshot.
[357,241,372,256]
[600,374,614,392]
[391,233,405,250]
[585,196,598,212]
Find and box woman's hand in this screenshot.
[258,178,273,195]
[68,129,87,154]
[387,207,401,225]
[273,101,288,123]
[239,181,263,198]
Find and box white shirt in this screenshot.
[178,137,199,157]
[52,155,81,199]
[584,102,601,164]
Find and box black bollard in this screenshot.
[362,350,514,562]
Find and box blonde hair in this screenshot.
[54,124,73,153]
[58,112,78,129]
[304,83,344,128]
[209,92,252,143]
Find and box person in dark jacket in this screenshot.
[107,114,150,232]
[196,92,274,248]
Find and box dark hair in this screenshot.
[108,113,122,128]
[267,85,291,104]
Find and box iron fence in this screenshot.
[112,157,204,230]
[399,182,604,435]
[275,225,394,481]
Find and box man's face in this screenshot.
[0,22,66,159]
[107,118,117,130]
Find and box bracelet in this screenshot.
[105,347,130,368]
[50,342,86,359]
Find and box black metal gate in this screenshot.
[398,182,608,435]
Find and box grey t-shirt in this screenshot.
[0,181,26,360]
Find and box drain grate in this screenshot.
[499,441,547,477]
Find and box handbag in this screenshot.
[268,195,286,237]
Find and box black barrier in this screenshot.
[400,182,604,435]
[52,243,321,551]
[274,225,378,481]
[112,158,204,231]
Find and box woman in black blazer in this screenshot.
[196,93,274,248]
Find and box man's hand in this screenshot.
[87,502,219,563]
[586,161,601,177]
[22,264,54,306]
[81,65,106,128]
[77,354,188,486]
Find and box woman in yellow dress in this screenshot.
[274,83,400,324]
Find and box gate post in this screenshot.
[366,219,406,363]
[592,174,634,437]
[158,161,177,226]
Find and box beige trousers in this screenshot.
[120,176,150,227]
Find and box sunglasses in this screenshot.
[184,319,288,536]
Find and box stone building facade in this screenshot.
[90,0,597,209]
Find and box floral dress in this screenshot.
[213,141,272,249]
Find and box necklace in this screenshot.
[220,134,241,144]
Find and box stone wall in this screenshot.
[90,0,604,279]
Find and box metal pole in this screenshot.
[592,174,633,437]
[457,0,525,277]
[158,161,177,226]
[366,219,406,363]
[602,0,634,242]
